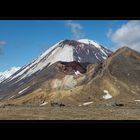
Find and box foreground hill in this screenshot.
[0,47,140,108]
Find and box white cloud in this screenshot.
[66,20,85,39]
[0,41,7,54]
[107,28,113,38]
[108,20,140,52]
[0,41,6,46]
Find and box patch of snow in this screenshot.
[18,86,30,94]
[78,56,81,61]
[10,65,31,81]
[95,53,98,59]
[83,101,93,106]
[79,44,84,47]
[102,56,107,60]
[100,48,108,57]
[78,39,101,49]
[75,71,81,76]
[103,90,112,99]
[105,49,109,53]
[0,67,20,83]
[95,54,101,61]
[40,102,48,106]
[135,100,140,102]
[8,95,16,100]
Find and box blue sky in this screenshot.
[0,20,131,71]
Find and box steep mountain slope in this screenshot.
[0,39,111,100]
[2,39,111,84]
[81,47,140,105]
[0,67,21,83]
[3,46,140,107]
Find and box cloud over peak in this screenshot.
[0,41,7,55]
[66,20,85,39]
[108,20,140,52]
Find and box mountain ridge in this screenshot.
[0,67,21,83]
[0,39,111,100]
[1,39,111,84]
[0,40,140,108]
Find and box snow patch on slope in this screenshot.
[75,71,81,76]
[18,86,30,94]
[78,39,101,49]
[8,95,16,100]
[103,90,112,99]
[0,67,21,83]
[83,101,93,106]
[135,100,140,102]
[100,48,108,57]
[40,102,48,106]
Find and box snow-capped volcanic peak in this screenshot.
[0,67,21,83]
[78,39,101,49]
[3,39,111,83]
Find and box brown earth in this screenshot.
[0,104,140,120]
[0,47,140,120]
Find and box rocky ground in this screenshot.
[0,104,140,120]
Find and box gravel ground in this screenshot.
[0,105,140,120]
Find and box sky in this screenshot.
[0,20,139,72]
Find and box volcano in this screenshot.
[0,39,112,100]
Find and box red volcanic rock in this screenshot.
[60,61,86,74]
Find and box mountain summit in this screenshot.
[0,39,112,100]
[2,39,111,84]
